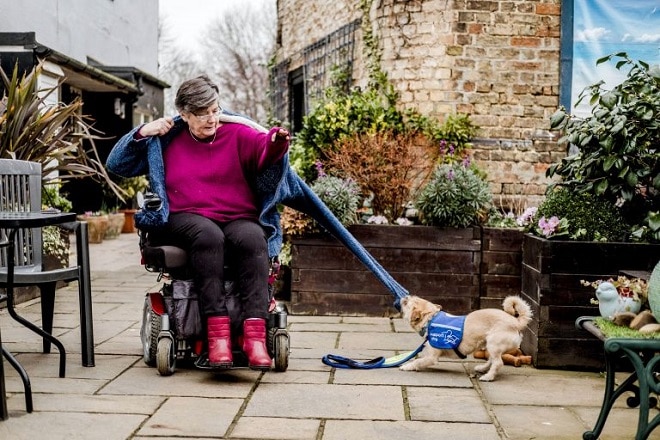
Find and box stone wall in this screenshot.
[274,0,566,208]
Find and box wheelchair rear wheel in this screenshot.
[141,295,161,367]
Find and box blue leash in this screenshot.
[322,341,426,369]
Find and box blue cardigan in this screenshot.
[106,114,409,305]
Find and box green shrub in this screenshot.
[415,163,492,228]
[547,53,660,240]
[42,225,69,266]
[292,86,405,180]
[292,81,478,182]
[310,174,361,226]
[42,184,72,212]
[535,187,629,241]
[279,174,360,240]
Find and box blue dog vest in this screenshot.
[427,311,466,350]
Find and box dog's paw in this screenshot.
[399,362,418,371]
[478,373,496,382]
[474,363,489,373]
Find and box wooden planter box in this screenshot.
[290,225,525,317]
[290,225,482,316]
[480,227,523,309]
[520,234,660,370]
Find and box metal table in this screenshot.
[576,316,660,440]
[0,211,79,420]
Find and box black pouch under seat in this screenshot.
[163,280,203,339]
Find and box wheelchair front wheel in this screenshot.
[157,337,176,376]
[273,333,289,372]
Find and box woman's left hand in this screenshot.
[271,128,290,143]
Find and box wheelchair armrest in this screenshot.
[142,245,188,269]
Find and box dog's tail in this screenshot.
[502,296,533,329]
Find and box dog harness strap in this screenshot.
[426,311,467,350]
[453,348,467,359]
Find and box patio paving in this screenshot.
[0,232,658,439]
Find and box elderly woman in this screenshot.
[106,74,290,370]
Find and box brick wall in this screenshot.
[275,0,566,209]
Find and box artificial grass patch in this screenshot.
[594,317,660,339]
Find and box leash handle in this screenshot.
[322,342,426,369]
[321,354,386,369]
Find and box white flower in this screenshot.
[367,215,389,225]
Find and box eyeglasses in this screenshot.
[190,108,222,122]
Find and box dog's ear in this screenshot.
[410,309,423,328]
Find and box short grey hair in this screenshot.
[174,74,219,114]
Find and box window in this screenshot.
[269,20,360,131]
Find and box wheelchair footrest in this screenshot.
[194,351,252,370]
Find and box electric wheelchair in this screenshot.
[137,195,290,376]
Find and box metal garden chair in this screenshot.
[0,158,95,414]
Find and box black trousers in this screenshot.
[157,212,269,320]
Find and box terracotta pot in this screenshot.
[120,209,138,233]
[77,214,109,244]
[104,212,125,239]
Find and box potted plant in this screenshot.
[40,183,73,268]
[116,175,149,233]
[547,53,660,242]
[76,211,109,244]
[0,62,122,197]
[519,53,660,369]
[103,210,126,239]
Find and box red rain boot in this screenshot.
[207,316,232,368]
[242,318,272,370]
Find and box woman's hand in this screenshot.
[271,128,290,143]
[139,117,174,137]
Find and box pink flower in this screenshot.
[538,216,560,237]
[516,207,537,227]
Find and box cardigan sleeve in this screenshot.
[106,125,150,177]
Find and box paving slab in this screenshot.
[337,331,421,350]
[407,386,491,423]
[479,371,617,406]
[230,416,321,439]
[322,420,500,440]
[244,383,405,420]
[0,412,146,440]
[137,396,243,437]
[496,405,586,439]
[334,365,473,387]
[100,365,258,398]
[18,393,164,414]
[288,331,340,349]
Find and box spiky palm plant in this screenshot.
[0,61,122,199]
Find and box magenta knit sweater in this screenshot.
[162,123,287,223]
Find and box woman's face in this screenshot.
[183,103,221,140]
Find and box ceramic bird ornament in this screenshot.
[596,281,641,319]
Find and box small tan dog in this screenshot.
[399,295,532,381]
